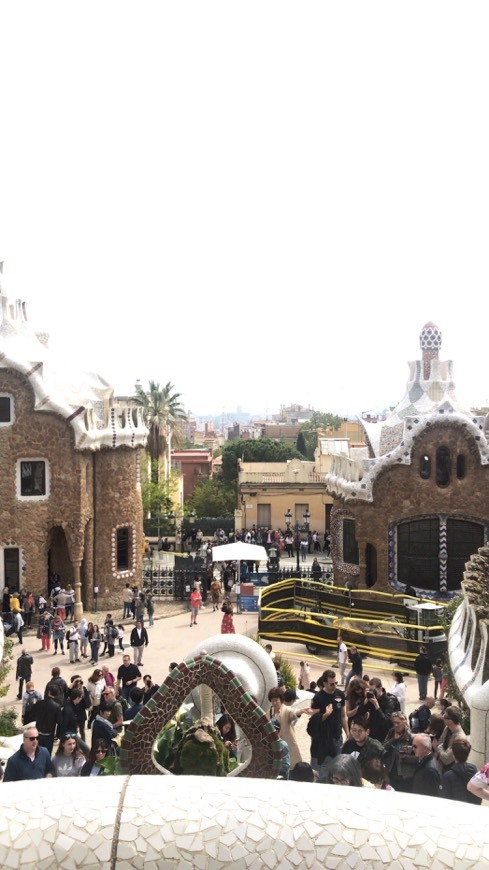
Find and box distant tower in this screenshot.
[420,321,442,380]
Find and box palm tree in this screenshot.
[133,380,187,481]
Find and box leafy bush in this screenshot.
[0,707,21,737]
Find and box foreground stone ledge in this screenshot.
[1,776,489,868]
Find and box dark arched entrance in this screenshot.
[47,525,73,594]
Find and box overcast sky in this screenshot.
[1,2,488,419]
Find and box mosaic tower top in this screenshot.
[326,322,488,502]
[0,262,147,450]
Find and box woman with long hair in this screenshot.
[89,624,102,665]
[220,601,235,634]
[268,687,303,769]
[52,733,87,777]
[216,713,238,758]
[345,677,368,722]
[80,738,110,777]
[328,754,364,787]
[391,671,406,712]
[52,614,66,655]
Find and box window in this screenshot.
[446,519,484,590]
[343,519,359,565]
[117,528,130,571]
[456,454,466,480]
[0,395,13,426]
[436,447,450,487]
[397,519,439,590]
[419,455,431,479]
[17,460,49,498]
[257,504,271,527]
[295,503,309,528]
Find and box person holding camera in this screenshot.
[383,712,417,792]
[358,678,399,742]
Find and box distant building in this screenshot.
[0,265,147,613]
[326,322,489,596]
[273,403,315,424]
[171,449,212,501]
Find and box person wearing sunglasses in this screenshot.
[3,727,55,781]
[81,739,110,777]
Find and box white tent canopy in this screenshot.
[211,542,267,563]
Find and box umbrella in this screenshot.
[211,541,267,595]
[211,542,267,563]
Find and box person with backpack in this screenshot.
[22,680,43,725]
[409,696,435,733]
[38,611,52,651]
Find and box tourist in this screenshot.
[337,638,348,685]
[124,687,145,720]
[190,584,202,627]
[290,762,315,782]
[66,620,81,663]
[434,706,466,773]
[414,645,433,701]
[391,671,406,712]
[87,668,106,726]
[129,620,148,666]
[341,716,385,767]
[361,756,394,790]
[383,712,416,791]
[307,670,348,780]
[298,661,311,691]
[441,737,481,803]
[79,618,89,659]
[52,733,87,777]
[467,760,489,803]
[220,602,235,634]
[327,754,364,787]
[44,667,68,707]
[91,701,119,748]
[432,658,443,699]
[270,718,290,779]
[64,684,89,742]
[146,593,155,627]
[345,677,368,725]
[142,675,159,704]
[122,584,133,619]
[344,645,362,690]
[11,609,24,644]
[52,615,66,656]
[38,610,52,651]
[268,687,303,768]
[411,733,441,797]
[80,739,110,777]
[409,696,435,733]
[3,726,55,782]
[210,576,222,611]
[15,647,33,700]
[101,686,124,732]
[21,680,43,725]
[117,624,125,651]
[89,624,102,664]
[216,714,238,759]
[116,654,141,703]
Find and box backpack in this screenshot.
[382,692,401,716]
[22,693,39,725]
[110,626,119,641]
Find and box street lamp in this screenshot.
[284,509,292,530]
[303,509,310,530]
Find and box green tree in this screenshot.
[186,477,236,518]
[297,411,343,460]
[133,381,187,481]
[221,438,302,486]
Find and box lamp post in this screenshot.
[284,509,292,531]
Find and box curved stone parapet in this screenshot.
[449,546,489,768]
[0,776,488,867]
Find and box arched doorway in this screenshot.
[47,525,73,595]
[365,543,377,587]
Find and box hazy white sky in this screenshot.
[1,2,488,418]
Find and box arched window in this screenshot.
[456,454,466,479]
[420,455,431,479]
[436,447,450,487]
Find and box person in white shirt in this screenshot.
[338,639,348,685]
[391,671,406,712]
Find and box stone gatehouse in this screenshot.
[0,265,147,614]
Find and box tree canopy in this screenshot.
[186,477,236,518]
[133,380,187,479]
[296,411,343,459]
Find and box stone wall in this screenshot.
[331,422,489,591]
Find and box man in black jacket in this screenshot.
[411,733,441,797]
[32,688,63,754]
[344,646,362,690]
[414,645,433,701]
[357,678,397,742]
[129,621,148,666]
[441,737,481,803]
[15,648,33,699]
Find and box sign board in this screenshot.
[239,595,259,612]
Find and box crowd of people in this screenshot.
[263,643,485,802]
